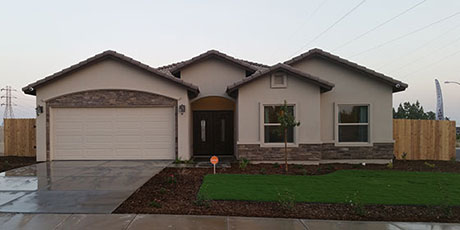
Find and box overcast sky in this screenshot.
[1,0,459,123]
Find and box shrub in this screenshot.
[277,189,296,210]
[260,168,266,175]
[159,187,167,195]
[352,164,361,169]
[173,157,183,164]
[386,162,393,169]
[167,174,177,184]
[326,165,335,170]
[424,162,435,168]
[273,162,280,168]
[301,168,308,176]
[149,200,162,208]
[294,164,303,169]
[174,157,195,165]
[401,152,407,160]
[347,191,366,216]
[239,158,250,170]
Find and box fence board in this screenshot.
[3,119,36,157]
[393,119,456,160]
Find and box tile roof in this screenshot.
[227,63,335,94]
[23,50,200,96]
[284,48,408,92]
[157,50,269,74]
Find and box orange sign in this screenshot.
[210,156,219,165]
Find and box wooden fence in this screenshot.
[393,119,457,160]
[3,119,36,157]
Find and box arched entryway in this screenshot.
[191,96,235,156]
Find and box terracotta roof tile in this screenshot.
[227,63,335,94]
[23,50,199,96]
[284,48,408,92]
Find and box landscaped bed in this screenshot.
[0,156,36,172]
[115,160,460,222]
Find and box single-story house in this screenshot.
[23,48,407,163]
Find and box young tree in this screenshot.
[277,100,300,172]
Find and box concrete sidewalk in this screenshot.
[1,213,459,230]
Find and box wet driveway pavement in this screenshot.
[0,161,170,214]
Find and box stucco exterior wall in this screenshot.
[180,59,246,99]
[290,57,394,144]
[237,74,322,145]
[35,59,191,161]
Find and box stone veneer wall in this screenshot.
[237,143,393,161]
[321,143,393,159]
[237,144,322,161]
[45,89,177,161]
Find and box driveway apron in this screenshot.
[0,160,170,213]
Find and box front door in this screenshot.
[193,111,234,155]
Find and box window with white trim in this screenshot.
[271,73,287,88]
[337,104,369,143]
[263,105,294,143]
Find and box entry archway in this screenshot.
[191,96,235,156]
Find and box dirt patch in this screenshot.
[114,160,460,222]
[0,156,36,172]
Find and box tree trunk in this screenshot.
[284,127,288,172]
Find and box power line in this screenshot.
[286,0,329,41]
[387,30,460,74]
[350,11,460,58]
[271,0,329,57]
[332,0,427,51]
[376,22,460,70]
[401,47,460,79]
[289,0,367,58]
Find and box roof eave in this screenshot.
[226,64,335,95]
[285,49,409,92]
[169,51,259,74]
[22,51,200,97]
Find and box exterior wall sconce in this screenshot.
[36,106,43,116]
[179,104,186,115]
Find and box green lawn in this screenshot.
[199,170,460,206]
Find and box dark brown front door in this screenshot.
[193,111,234,155]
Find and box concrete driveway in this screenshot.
[0,161,170,213]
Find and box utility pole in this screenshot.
[1,86,17,119]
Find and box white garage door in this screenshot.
[52,107,175,160]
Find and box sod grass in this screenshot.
[199,170,460,205]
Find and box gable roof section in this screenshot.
[284,48,408,92]
[23,50,200,96]
[226,63,335,95]
[158,50,268,75]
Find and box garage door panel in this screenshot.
[55,149,85,159]
[54,121,84,130]
[116,121,143,129]
[52,107,175,160]
[142,135,173,142]
[84,149,117,158]
[55,135,84,145]
[84,121,113,130]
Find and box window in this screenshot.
[337,105,369,143]
[263,105,294,143]
[271,73,287,88]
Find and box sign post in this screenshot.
[210,156,219,174]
